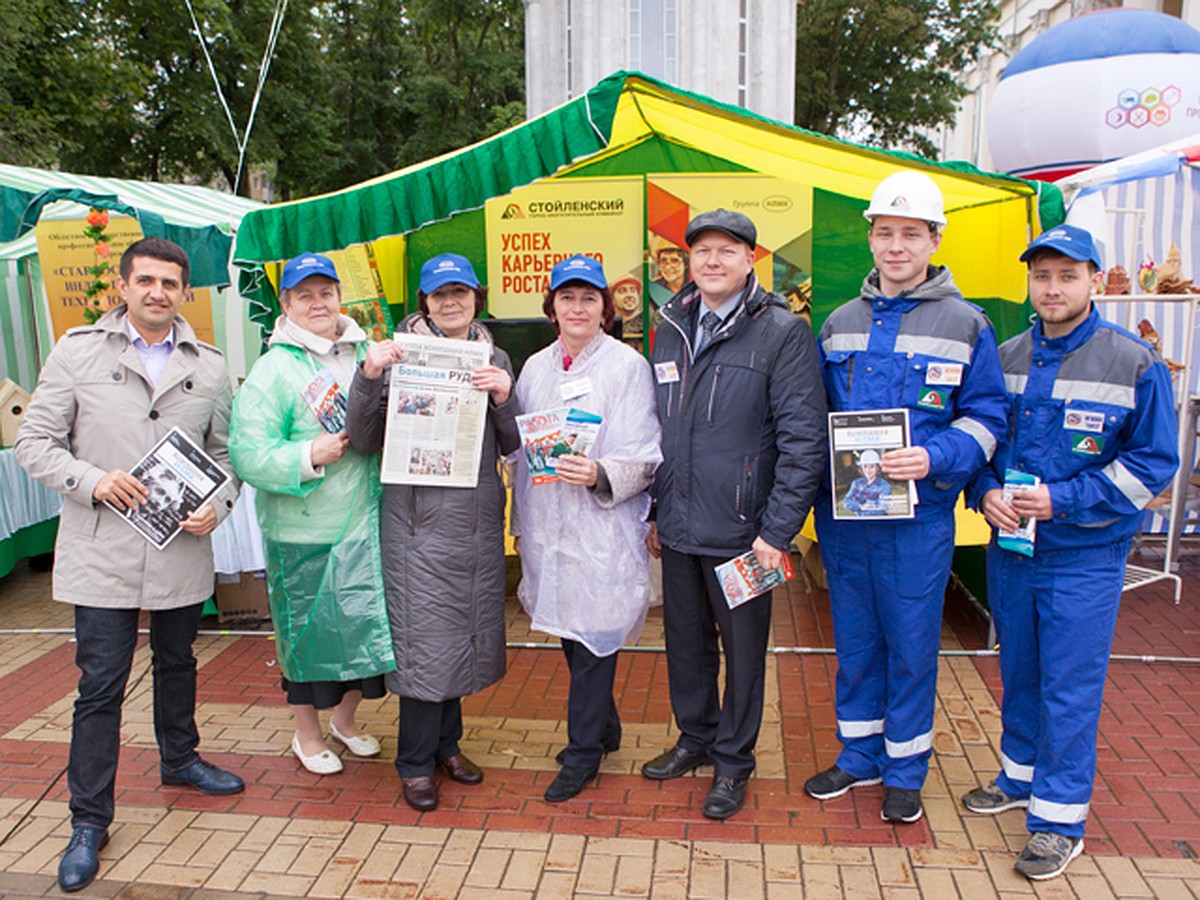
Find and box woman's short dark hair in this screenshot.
[542,281,615,333]
[417,284,488,319]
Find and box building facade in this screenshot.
[524,0,797,124]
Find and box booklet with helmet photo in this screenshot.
[828,408,917,520]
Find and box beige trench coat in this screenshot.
[14,306,238,609]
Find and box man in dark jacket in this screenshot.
[643,209,827,819]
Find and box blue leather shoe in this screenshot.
[160,758,245,795]
[58,826,108,892]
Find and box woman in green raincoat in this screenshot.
[230,253,395,776]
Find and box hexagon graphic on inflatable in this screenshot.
[989,9,1200,181]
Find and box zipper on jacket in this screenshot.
[706,365,722,425]
[408,490,417,537]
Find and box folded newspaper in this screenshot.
[515,407,603,485]
[104,427,230,550]
[715,549,795,610]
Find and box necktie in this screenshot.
[696,311,720,356]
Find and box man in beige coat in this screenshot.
[15,237,244,893]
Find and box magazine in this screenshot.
[300,368,347,434]
[828,408,917,520]
[105,427,230,550]
[379,332,490,487]
[715,549,795,610]
[515,407,603,485]
[998,468,1040,557]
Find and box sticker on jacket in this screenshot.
[1071,434,1105,455]
[916,388,949,411]
[655,361,680,384]
[925,363,963,386]
[1063,409,1105,434]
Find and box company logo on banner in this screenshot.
[646,174,814,319]
[485,177,644,318]
[35,216,213,342]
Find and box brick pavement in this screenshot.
[1,547,1199,897]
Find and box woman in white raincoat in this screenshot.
[512,254,662,803]
[229,253,395,778]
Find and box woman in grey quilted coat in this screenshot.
[346,253,520,813]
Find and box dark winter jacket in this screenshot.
[651,277,828,556]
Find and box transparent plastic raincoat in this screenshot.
[512,332,662,657]
[229,317,395,683]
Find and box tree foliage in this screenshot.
[0,0,524,198]
[795,0,1000,158]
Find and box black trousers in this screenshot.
[560,639,621,769]
[70,603,204,829]
[660,545,773,780]
[395,696,463,778]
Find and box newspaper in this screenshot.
[829,408,917,520]
[515,407,603,485]
[380,332,490,487]
[105,427,230,550]
[715,549,795,610]
[998,468,1040,557]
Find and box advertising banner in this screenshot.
[36,216,213,342]
[646,174,814,323]
[485,177,644,320]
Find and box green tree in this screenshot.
[13,0,526,198]
[795,0,1000,158]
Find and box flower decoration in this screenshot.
[81,208,112,324]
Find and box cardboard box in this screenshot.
[214,571,270,624]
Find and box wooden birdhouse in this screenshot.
[0,379,32,448]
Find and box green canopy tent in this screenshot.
[234,71,1063,342]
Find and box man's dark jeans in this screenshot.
[69,603,203,828]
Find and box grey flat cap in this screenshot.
[685,208,757,249]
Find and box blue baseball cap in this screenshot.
[1020,224,1103,269]
[420,253,480,293]
[549,254,607,291]
[281,253,340,290]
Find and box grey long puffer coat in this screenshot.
[345,321,520,702]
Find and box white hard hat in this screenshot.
[858,449,882,465]
[863,171,947,227]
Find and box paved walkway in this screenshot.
[1,546,1199,897]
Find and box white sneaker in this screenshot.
[291,733,343,775]
[329,720,381,757]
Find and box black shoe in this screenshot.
[702,776,748,820]
[58,826,108,892]
[881,786,924,823]
[555,734,620,766]
[439,753,484,785]
[401,776,439,811]
[544,764,600,802]
[641,745,712,780]
[160,758,245,795]
[804,765,882,800]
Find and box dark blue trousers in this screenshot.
[661,545,773,780]
[69,603,203,829]
[395,697,463,778]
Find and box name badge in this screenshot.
[655,362,681,384]
[1063,409,1106,434]
[925,363,963,386]
[560,377,592,402]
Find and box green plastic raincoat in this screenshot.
[229,317,395,683]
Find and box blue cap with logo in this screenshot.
[549,254,607,291]
[1020,224,1103,269]
[420,253,480,293]
[281,253,340,290]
